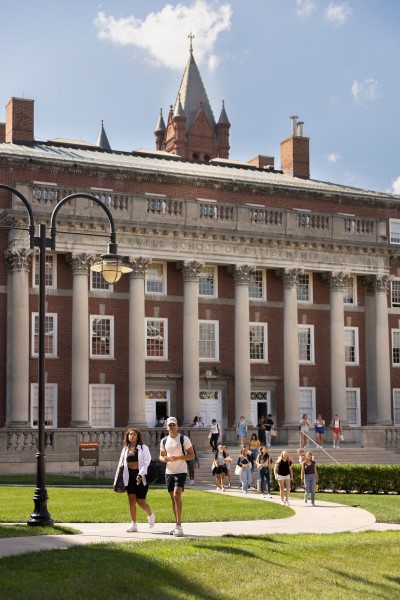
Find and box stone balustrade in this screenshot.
[11,184,386,246]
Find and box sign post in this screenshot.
[79,442,100,479]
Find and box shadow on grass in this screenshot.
[0,524,79,538]
[0,542,222,600]
[327,568,400,598]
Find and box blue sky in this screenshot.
[0,0,399,194]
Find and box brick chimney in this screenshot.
[247,155,275,169]
[5,97,34,144]
[280,116,310,178]
[0,122,5,143]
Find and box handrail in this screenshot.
[303,431,340,465]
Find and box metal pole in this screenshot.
[27,223,53,526]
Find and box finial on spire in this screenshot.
[188,31,195,54]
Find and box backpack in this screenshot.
[161,433,186,456]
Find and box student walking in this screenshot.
[159,417,194,537]
[209,419,220,452]
[301,451,319,506]
[255,446,272,498]
[114,428,155,533]
[274,450,294,505]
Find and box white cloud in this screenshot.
[94,0,232,71]
[296,0,316,17]
[351,78,381,103]
[390,176,400,195]
[328,152,342,163]
[325,2,352,25]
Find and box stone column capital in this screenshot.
[4,248,33,272]
[67,253,94,274]
[363,274,390,295]
[277,268,302,288]
[324,271,348,291]
[128,257,150,278]
[229,264,255,285]
[177,260,203,282]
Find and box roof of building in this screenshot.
[1,141,398,204]
[173,52,216,134]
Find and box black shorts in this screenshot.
[126,469,149,499]
[213,465,227,475]
[166,472,187,492]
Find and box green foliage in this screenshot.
[296,464,400,494]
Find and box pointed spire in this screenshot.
[155,108,166,132]
[96,120,111,151]
[174,95,186,118]
[218,100,230,125]
[174,44,216,133]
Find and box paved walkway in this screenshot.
[1,488,399,558]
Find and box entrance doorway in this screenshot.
[250,391,271,427]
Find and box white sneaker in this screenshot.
[281,499,285,505]
[221,487,225,492]
[261,493,265,498]
[147,512,156,528]
[267,494,273,499]
[332,445,336,448]
[336,445,340,449]
[189,480,195,485]
[173,526,183,537]
[126,522,137,532]
[286,500,290,506]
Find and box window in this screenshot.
[343,276,357,305]
[91,270,112,291]
[392,329,400,365]
[33,254,56,288]
[146,318,168,359]
[146,262,166,295]
[30,383,57,427]
[393,390,400,425]
[299,388,316,423]
[249,269,266,300]
[31,313,57,357]
[391,280,400,308]
[389,219,400,244]
[297,272,312,303]
[344,327,359,364]
[199,320,219,361]
[346,388,361,426]
[249,323,268,362]
[90,316,114,358]
[89,385,114,427]
[298,325,315,363]
[199,265,217,297]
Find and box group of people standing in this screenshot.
[299,413,342,449]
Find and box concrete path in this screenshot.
[1,489,399,558]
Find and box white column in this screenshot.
[69,254,92,427]
[329,272,347,420]
[181,261,202,425]
[4,249,32,426]
[374,276,392,424]
[128,258,149,427]
[364,277,377,423]
[232,265,253,425]
[281,269,300,425]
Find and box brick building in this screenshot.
[0,48,399,471]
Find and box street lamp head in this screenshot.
[91,254,133,284]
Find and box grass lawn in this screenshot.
[0,487,291,526]
[0,532,399,599]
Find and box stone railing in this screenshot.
[385,427,400,448]
[10,184,387,246]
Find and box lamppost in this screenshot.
[0,184,132,526]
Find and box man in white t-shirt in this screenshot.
[159,417,194,537]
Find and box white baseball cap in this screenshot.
[166,417,177,425]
